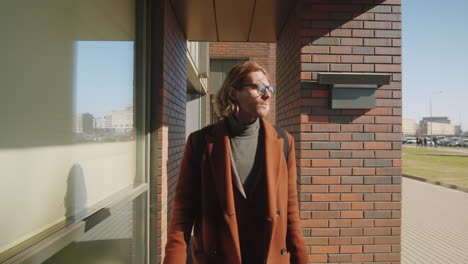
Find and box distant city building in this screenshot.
[455,125,462,136]
[420,116,455,136]
[94,117,106,129]
[104,114,113,129]
[74,113,94,134]
[421,116,451,124]
[112,105,133,134]
[94,115,113,130]
[72,106,134,139]
[402,119,418,136]
[92,106,133,136]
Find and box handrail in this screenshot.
[1,183,148,264]
[3,222,85,264]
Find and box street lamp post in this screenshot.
[429,91,443,137]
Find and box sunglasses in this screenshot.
[237,83,276,96]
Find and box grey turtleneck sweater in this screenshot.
[227,116,260,186]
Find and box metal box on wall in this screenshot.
[318,73,391,109]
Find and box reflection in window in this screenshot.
[43,194,146,264]
[0,0,143,260]
[73,41,135,143]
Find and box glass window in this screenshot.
[0,0,146,262]
[74,40,135,144]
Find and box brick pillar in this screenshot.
[277,0,402,263]
[149,0,187,262]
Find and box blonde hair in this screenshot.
[213,61,267,118]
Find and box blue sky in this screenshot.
[74,41,134,118]
[403,0,468,128]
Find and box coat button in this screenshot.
[209,249,217,255]
[276,210,281,216]
[280,248,287,255]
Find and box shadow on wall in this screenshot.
[297,0,392,123]
[64,164,88,223]
[300,0,388,44]
[0,0,136,150]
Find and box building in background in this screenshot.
[94,116,106,129]
[403,119,418,136]
[104,114,112,129]
[455,125,462,136]
[420,116,455,136]
[112,105,134,135]
[421,116,451,124]
[74,113,94,134]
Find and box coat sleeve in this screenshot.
[285,134,309,264]
[163,132,200,264]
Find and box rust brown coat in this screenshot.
[164,118,308,264]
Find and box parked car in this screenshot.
[438,139,449,146]
[447,139,463,147]
[461,139,468,148]
[426,139,434,146]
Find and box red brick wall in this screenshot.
[210,42,277,124]
[152,0,402,262]
[278,0,402,263]
[276,5,301,136]
[149,0,187,262]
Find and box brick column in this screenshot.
[149,0,188,262]
[277,0,402,263]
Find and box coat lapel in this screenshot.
[206,119,236,215]
[205,119,241,262]
[261,118,284,219]
[260,118,285,261]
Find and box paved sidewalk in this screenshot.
[404,145,468,154]
[402,177,468,263]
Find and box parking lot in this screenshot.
[402,136,468,148]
